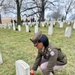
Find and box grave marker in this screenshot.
[65,26,72,38]
[34,25,38,33]
[15,60,30,75]
[18,25,21,31]
[48,23,53,36]
[25,25,29,32]
[73,22,75,29]
[41,22,45,27]
[59,21,63,28]
[8,24,11,29]
[0,53,3,64]
[3,24,7,29]
[13,22,16,30]
[58,21,63,28]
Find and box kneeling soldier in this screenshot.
[30,31,67,75]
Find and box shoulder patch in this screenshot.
[48,48,51,51]
[50,51,55,56]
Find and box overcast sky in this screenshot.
[0,0,75,20]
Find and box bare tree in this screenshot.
[0,0,5,6]
[46,0,64,21]
[15,0,23,25]
[51,11,62,21]
[22,0,55,21]
[46,0,75,20]
[63,0,75,20]
[1,0,55,23]
[0,0,5,23]
[2,0,23,25]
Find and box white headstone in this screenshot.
[13,22,16,30]
[48,24,53,36]
[59,21,63,28]
[34,21,38,33]
[18,25,21,31]
[46,21,49,25]
[41,22,45,27]
[58,21,63,28]
[67,21,70,25]
[73,22,75,29]
[0,53,3,64]
[65,27,72,38]
[36,18,39,26]
[34,25,38,33]
[3,24,7,29]
[15,60,30,75]
[8,24,11,29]
[0,24,1,28]
[52,21,55,26]
[25,25,29,32]
[0,24,3,28]
[32,22,36,25]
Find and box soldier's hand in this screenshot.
[30,70,34,75]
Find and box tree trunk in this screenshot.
[17,0,21,26]
[41,7,44,21]
[40,0,45,21]
[0,14,2,24]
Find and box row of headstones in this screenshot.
[0,53,30,75]
[57,21,75,29]
[48,24,72,38]
[47,21,75,38]
[22,20,75,28]
[10,20,75,31]
[0,24,12,29]
[18,22,74,38]
[0,21,75,38]
[0,23,38,33]
[0,20,75,28]
[21,21,75,38]
[1,20,75,29]
[0,23,74,38]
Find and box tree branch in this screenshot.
[22,11,39,17]
[0,0,5,6]
[21,6,37,12]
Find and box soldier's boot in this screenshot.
[41,70,55,75]
[52,71,55,75]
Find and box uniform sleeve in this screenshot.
[32,51,42,71]
[44,49,58,75]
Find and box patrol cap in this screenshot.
[30,31,42,45]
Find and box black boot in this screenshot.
[52,71,55,75]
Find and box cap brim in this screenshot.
[30,38,38,45]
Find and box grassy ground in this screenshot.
[0,23,75,75]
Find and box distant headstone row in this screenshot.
[0,20,75,38]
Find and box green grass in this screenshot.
[0,24,75,75]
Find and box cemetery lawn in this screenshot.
[0,24,75,75]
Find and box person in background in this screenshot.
[30,31,67,75]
